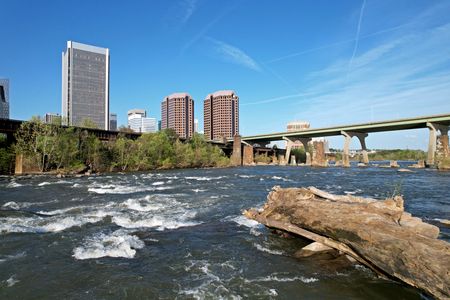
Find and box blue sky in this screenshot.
[1,0,450,149]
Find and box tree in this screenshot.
[118,125,134,133]
[54,127,80,170]
[14,118,58,172]
[80,118,99,129]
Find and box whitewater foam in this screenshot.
[112,215,200,231]
[120,197,163,212]
[7,181,22,188]
[5,275,19,287]
[231,215,259,228]
[88,184,172,194]
[185,176,224,181]
[0,215,102,234]
[253,243,284,255]
[73,229,145,260]
[2,201,20,210]
[246,274,319,283]
[238,174,255,178]
[0,251,26,264]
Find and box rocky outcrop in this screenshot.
[245,186,450,299]
[390,160,399,168]
[409,159,425,169]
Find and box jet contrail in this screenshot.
[348,0,366,71]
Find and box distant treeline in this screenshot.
[368,149,426,161]
[0,118,229,174]
[328,148,426,162]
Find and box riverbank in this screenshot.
[3,119,230,175]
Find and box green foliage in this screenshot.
[291,148,307,163]
[254,154,271,164]
[437,157,450,170]
[386,180,403,198]
[369,149,426,161]
[0,135,14,174]
[109,132,229,171]
[118,125,134,133]
[12,120,230,174]
[80,118,99,129]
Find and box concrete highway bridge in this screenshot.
[235,113,450,167]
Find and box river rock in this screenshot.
[295,242,334,257]
[390,160,399,168]
[245,186,450,299]
[409,160,425,169]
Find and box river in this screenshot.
[1,164,449,299]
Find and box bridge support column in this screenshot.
[14,154,23,175]
[341,131,369,167]
[231,135,242,166]
[426,123,449,167]
[283,137,293,165]
[242,144,254,166]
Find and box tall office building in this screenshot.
[194,119,199,133]
[287,121,310,132]
[204,90,239,141]
[109,113,117,131]
[286,121,310,149]
[44,113,62,124]
[62,41,110,129]
[161,93,194,139]
[127,109,157,133]
[0,79,9,119]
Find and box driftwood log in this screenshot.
[244,186,450,299]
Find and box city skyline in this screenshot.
[1,1,450,149]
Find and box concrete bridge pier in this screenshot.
[242,142,254,166]
[341,131,369,167]
[231,135,242,166]
[426,123,449,166]
[283,137,312,165]
[283,137,293,165]
[298,138,312,166]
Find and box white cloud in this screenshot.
[207,37,262,72]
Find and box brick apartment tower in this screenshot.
[204,90,239,141]
[161,93,194,139]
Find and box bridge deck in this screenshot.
[240,113,450,143]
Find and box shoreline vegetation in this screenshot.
[1,118,230,175]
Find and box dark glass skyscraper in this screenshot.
[0,79,9,119]
[62,41,110,129]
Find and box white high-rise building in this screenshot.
[127,109,157,133]
[194,119,199,133]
